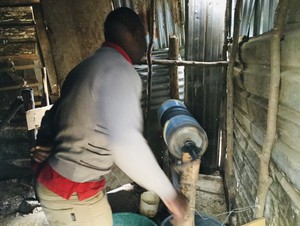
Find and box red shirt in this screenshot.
[35,42,132,201]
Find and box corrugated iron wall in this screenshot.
[112,0,185,50]
[235,0,279,37]
[112,0,186,110]
[113,0,228,172]
[185,0,227,173]
[112,0,186,163]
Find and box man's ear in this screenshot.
[132,27,144,40]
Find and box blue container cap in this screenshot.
[158,99,192,127]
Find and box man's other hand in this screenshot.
[30,146,52,163]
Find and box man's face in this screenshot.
[132,27,147,64]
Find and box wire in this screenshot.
[195,204,258,226]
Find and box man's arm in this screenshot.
[101,67,187,219]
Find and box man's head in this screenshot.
[104,7,147,64]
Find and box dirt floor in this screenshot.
[0,173,228,226]
[0,179,171,226]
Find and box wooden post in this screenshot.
[22,88,36,148]
[225,0,241,213]
[254,0,289,218]
[33,5,60,100]
[169,35,180,99]
[176,153,200,226]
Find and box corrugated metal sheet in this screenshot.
[112,0,186,163]
[185,0,227,173]
[112,0,186,110]
[136,49,185,111]
[112,0,185,50]
[235,0,279,37]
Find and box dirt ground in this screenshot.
[0,174,227,226]
[0,179,170,226]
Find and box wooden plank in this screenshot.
[0,54,38,61]
[0,26,36,43]
[0,64,35,72]
[33,5,59,97]
[0,80,39,91]
[0,6,34,25]
[0,41,36,56]
[242,218,265,226]
[0,0,39,7]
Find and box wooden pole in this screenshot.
[176,154,200,226]
[145,0,156,138]
[225,0,241,212]
[254,0,289,218]
[168,35,180,99]
[33,5,60,99]
[141,58,228,67]
[21,88,36,148]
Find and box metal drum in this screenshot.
[158,99,208,160]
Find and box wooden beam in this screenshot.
[0,0,40,7]
[254,0,290,219]
[0,81,39,91]
[0,64,35,72]
[169,35,180,99]
[225,0,241,213]
[0,26,36,43]
[0,6,34,25]
[33,5,60,97]
[141,58,228,67]
[175,154,200,226]
[242,218,265,226]
[0,42,36,56]
[0,54,38,61]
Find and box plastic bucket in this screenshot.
[139,191,160,218]
[161,213,222,226]
[113,212,157,226]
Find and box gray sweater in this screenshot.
[39,46,177,201]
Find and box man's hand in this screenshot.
[30,146,52,163]
[163,192,188,224]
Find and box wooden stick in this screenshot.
[0,0,39,7]
[0,54,38,61]
[254,0,289,218]
[169,35,180,99]
[225,0,241,211]
[176,153,200,226]
[144,0,156,138]
[141,58,228,67]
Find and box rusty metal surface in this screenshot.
[112,0,185,50]
[112,0,185,110]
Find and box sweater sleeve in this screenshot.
[101,66,177,202]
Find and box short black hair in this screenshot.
[104,7,144,43]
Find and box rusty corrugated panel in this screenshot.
[112,0,185,50]
[112,0,185,162]
[112,0,185,109]
[185,0,227,173]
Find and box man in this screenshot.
[32,7,186,226]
